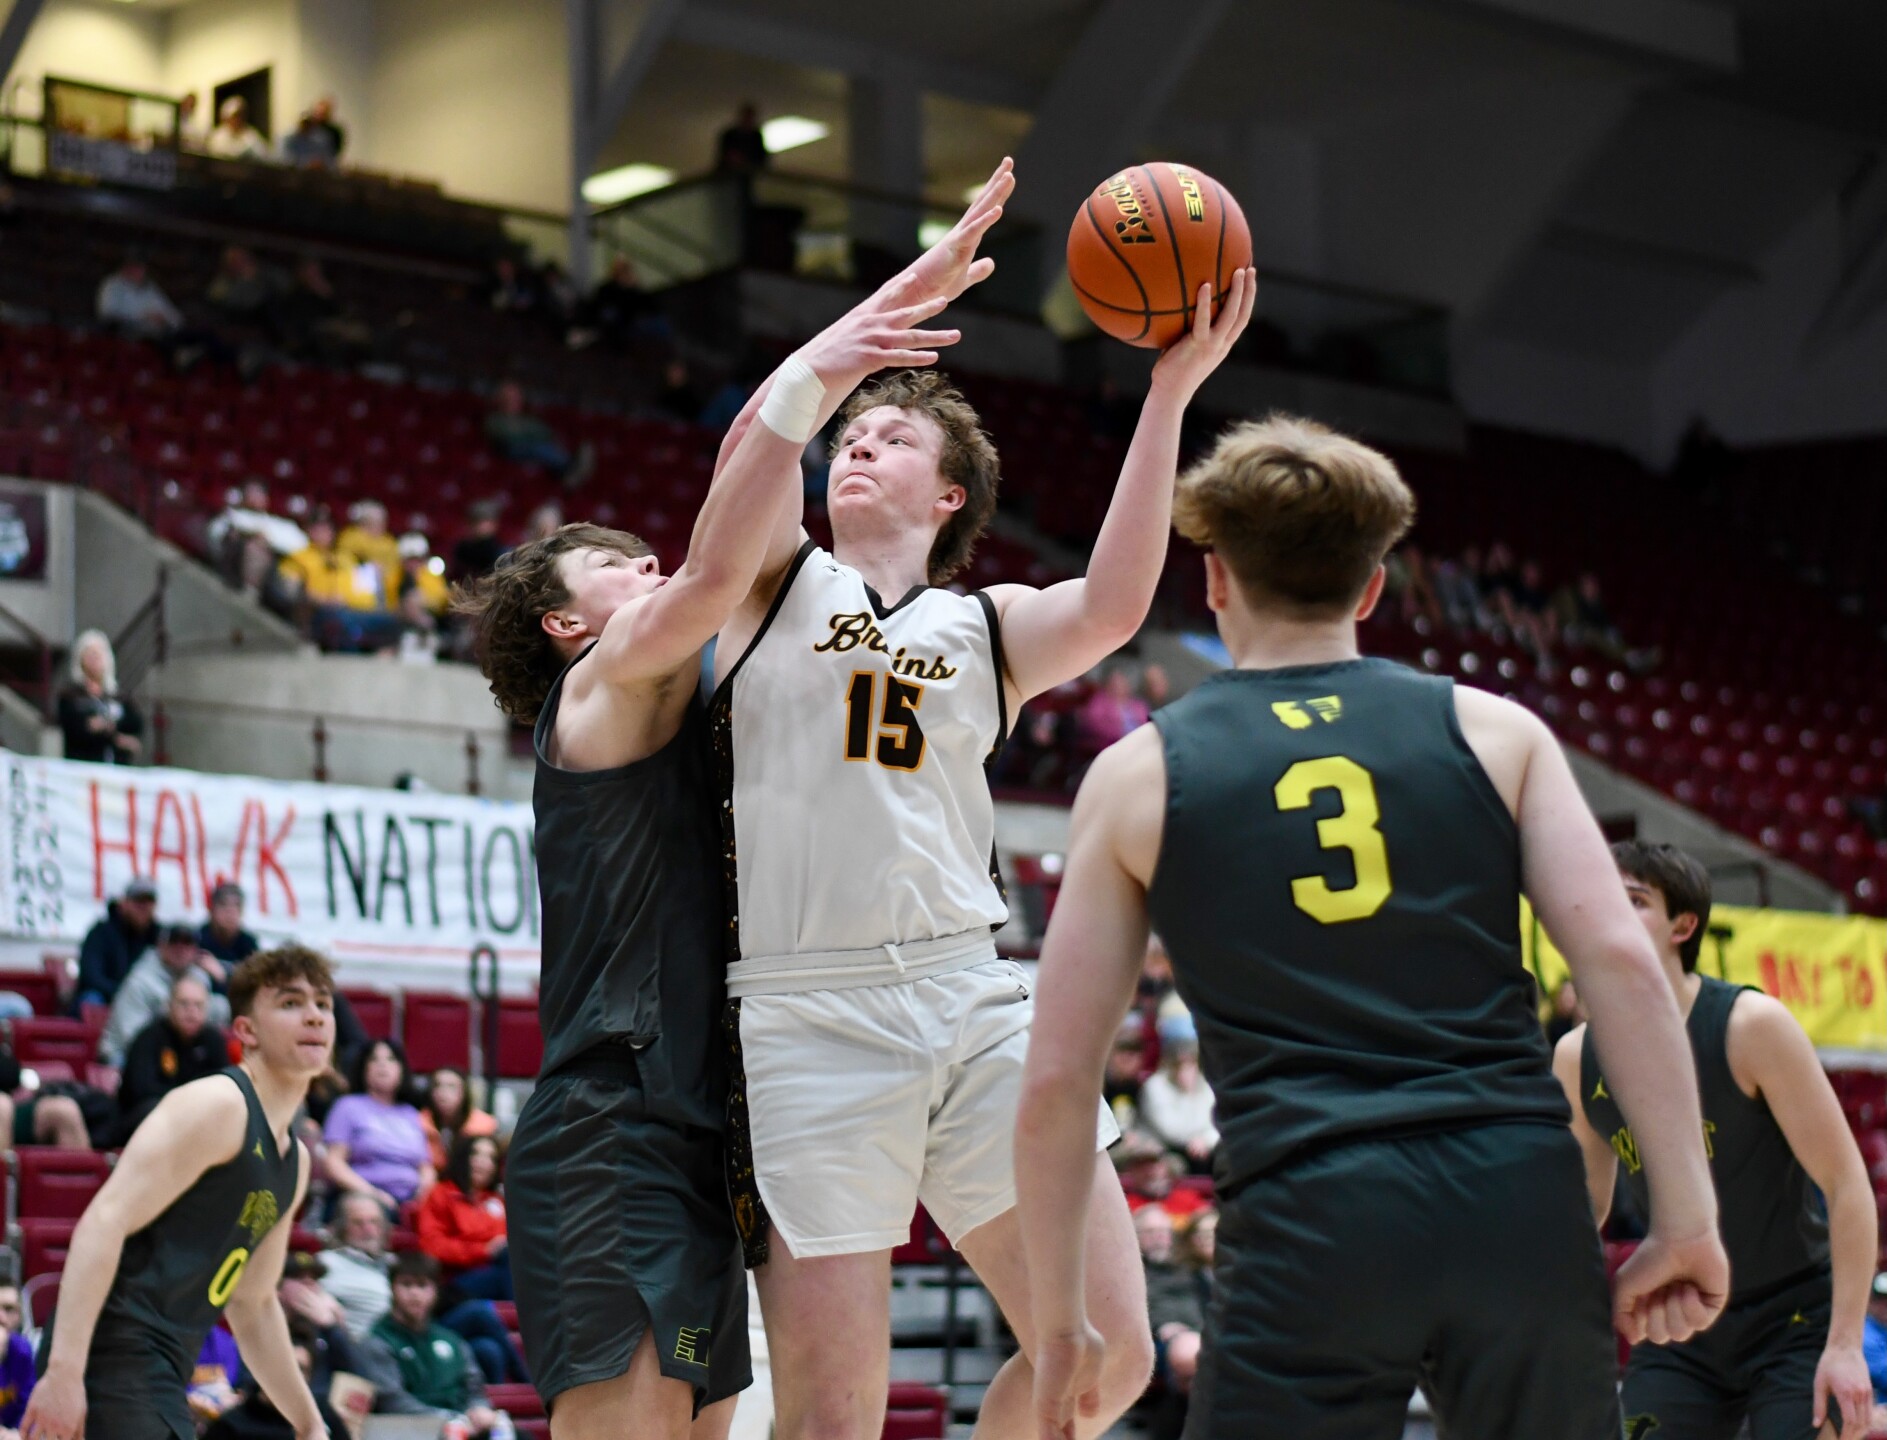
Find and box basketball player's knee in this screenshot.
[1098,1316,1157,1411]
[779,1386,878,1440]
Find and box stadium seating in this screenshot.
[494,995,544,1079]
[13,1148,111,1220]
[17,1217,75,1280]
[0,970,61,1019]
[10,1018,101,1069]
[883,1383,951,1440]
[341,986,398,1042]
[401,990,474,1074]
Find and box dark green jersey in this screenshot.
[1146,659,1567,1192]
[1581,976,1829,1298]
[60,1067,300,1382]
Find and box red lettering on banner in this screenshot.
[254,803,298,917]
[89,782,141,900]
[149,789,193,910]
[189,794,216,899]
[1758,950,1809,1007]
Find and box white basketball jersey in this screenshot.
[712,542,1009,962]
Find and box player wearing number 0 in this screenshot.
[1558,842,1875,1440]
[708,155,1255,1440]
[1015,415,1733,1440]
[22,946,336,1440]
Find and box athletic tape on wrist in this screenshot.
[758,354,826,445]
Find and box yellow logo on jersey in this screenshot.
[1272,697,1343,729]
[253,1141,264,1160]
[813,613,959,680]
[674,1328,710,1365]
[1610,1119,1713,1175]
[237,1188,279,1243]
[1592,1078,1608,1102]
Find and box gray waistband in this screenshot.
[726,928,998,998]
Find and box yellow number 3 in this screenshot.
[1274,756,1393,924]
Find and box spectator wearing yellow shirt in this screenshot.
[337,500,401,608]
[396,533,450,616]
[277,509,399,651]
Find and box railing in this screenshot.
[0,597,55,721]
[147,694,493,793]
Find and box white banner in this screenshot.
[0,755,539,968]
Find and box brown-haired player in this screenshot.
[1015,414,1731,1439]
[455,162,1015,1440]
[22,946,336,1440]
[1559,841,1874,1440]
[707,200,1254,1433]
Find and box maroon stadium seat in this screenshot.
[15,1148,111,1220]
[401,991,473,1073]
[12,1019,101,1069]
[487,1383,544,1420]
[341,988,397,1042]
[883,1384,949,1440]
[0,971,60,1018]
[18,1218,75,1280]
[495,996,543,1079]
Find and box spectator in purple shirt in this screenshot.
[323,1039,434,1217]
[1078,666,1152,751]
[0,1284,33,1433]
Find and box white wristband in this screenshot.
[757,354,826,445]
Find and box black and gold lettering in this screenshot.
[1104,173,1157,245]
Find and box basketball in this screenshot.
[1066,163,1253,349]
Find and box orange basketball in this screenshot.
[1067,163,1253,349]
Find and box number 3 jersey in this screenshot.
[1145,658,1569,1192]
[712,542,1009,963]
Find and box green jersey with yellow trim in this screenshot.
[1146,658,1568,1193]
[70,1066,300,1383]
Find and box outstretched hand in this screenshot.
[1611,1226,1729,1346]
[882,156,1015,308]
[799,293,963,384]
[1151,267,1258,397]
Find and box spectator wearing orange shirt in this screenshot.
[416,1134,511,1302]
[419,1067,498,1172]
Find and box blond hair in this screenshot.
[1172,414,1414,613]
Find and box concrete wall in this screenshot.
[364,0,570,212]
[296,0,376,159]
[148,652,513,796]
[2,0,167,110]
[163,0,299,139]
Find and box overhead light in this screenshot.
[918,220,951,249]
[762,116,828,154]
[582,163,675,205]
[961,183,983,204]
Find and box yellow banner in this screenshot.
[1524,902,1887,1050]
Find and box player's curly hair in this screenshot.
[831,371,1000,585]
[228,944,334,1020]
[452,522,652,723]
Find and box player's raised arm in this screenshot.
[1728,996,1875,1435]
[1505,702,1726,1343]
[222,1146,326,1440]
[23,1079,249,1440]
[986,269,1255,706]
[716,158,1017,609]
[1016,726,1166,1439]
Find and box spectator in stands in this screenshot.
[200,1319,351,1440]
[273,258,373,363]
[993,706,1066,792]
[368,1257,506,1431]
[450,500,507,582]
[209,480,306,597]
[522,501,564,545]
[188,1324,244,1426]
[197,881,259,972]
[1138,1012,1218,1172]
[397,533,452,617]
[281,104,340,169]
[338,499,401,608]
[484,382,593,486]
[101,923,231,1065]
[206,96,269,161]
[207,245,287,326]
[1864,1271,1887,1404]
[0,1284,35,1431]
[115,971,229,1141]
[58,629,143,766]
[275,1251,387,1420]
[1104,1012,1148,1133]
[324,1037,434,1214]
[1078,665,1152,751]
[577,255,655,351]
[175,93,208,152]
[95,254,182,342]
[1135,1204,1204,1401]
[0,1042,91,1152]
[318,1193,398,1339]
[420,1066,497,1171]
[715,102,769,173]
[1114,1129,1183,1210]
[487,257,536,315]
[277,506,397,651]
[536,259,580,333]
[76,875,158,1009]
[1432,544,1485,633]
[1141,663,1171,712]
[308,97,345,160]
[654,356,704,423]
[417,1134,511,1299]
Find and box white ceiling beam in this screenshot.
[1430,0,1739,71]
[671,2,1037,112]
[0,0,49,89]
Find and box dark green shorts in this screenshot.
[507,1048,750,1413]
[1622,1268,1834,1440]
[1188,1121,1621,1440]
[38,1334,194,1440]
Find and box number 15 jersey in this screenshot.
[711,542,1009,964]
[1145,658,1570,1192]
